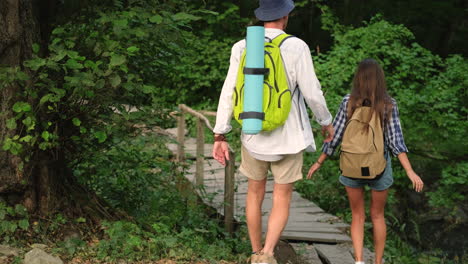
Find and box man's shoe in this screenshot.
[255,253,278,264]
[250,252,259,264]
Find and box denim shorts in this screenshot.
[339,152,393,191]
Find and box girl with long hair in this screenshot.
[307,59,424,264]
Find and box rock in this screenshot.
[290,243,323,264]
[274,240,299,264]
[24,248,63,264]
[0,244,20,256]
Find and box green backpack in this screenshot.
[233,34,294,131]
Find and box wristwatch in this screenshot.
[214,134,227,142]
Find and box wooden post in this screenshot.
[224,149,235,234]
[195,117,205,186]
[177,106,185,162]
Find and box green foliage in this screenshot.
[72,135,172,214]
[71,133,249,262]
[166,3,249,105]
[0,0,198,164]
[0,203,29,244]
[427,162,468,217]
[0,1,250,262]
[94,220,248,262]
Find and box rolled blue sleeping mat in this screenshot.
[242,26,265,135]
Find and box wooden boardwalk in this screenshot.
[166,130,374,264]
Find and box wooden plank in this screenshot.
[281,221,349,229]
[283,213,341,223]
[284,226,343,234]
[314,244,355,264]
[281,231,352,243]
[235,191,305,202]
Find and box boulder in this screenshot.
[24,248,63,264]
[0,244,19,256]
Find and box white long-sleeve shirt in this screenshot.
[213,28,332,157]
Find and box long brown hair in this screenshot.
[348,59,393,125]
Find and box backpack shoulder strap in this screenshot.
[271,34,295,48]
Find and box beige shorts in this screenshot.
[239,146,304,184]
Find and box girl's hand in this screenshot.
[307,163,321,179]
[407,170,424,192]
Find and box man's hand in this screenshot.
[212,141,230,166]
[321,124,334,143]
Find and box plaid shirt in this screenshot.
[322,94,409,156]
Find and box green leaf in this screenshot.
[65,59,83,69]
[72,118,81,127]
[18,219,29,230]
[94,131,107,143]
[8,222,17,233]
[75,217,86,223]
[127,46,140,53]
[142,85,154,94]
[113,19,128,28]
[16,71,29,81]
[52,27,65,35]
[42,131,50,141]
[110,74,121,88]
[39,94,53,105]
[15,204,27,216]
[172,12,200,21]
[109,54,126,67]
[23,58,46,70]
[22,116,35,130]
[149,15,163,24]
[6,118,17,130]
[32,43,40,54]
[84,60,97,69]
[19,135,33,143]
[12,102,32,113]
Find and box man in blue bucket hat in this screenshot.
[213,1,334,263]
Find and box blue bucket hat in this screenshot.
[255,0,295,21]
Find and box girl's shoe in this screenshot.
[355,262,365,264]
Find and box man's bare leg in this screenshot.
[261,182,294,255]
[246,178,267,253]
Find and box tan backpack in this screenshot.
[340,107,386,179]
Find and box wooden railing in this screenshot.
[176,104,235,234]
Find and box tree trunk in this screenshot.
[0,0,124,221]
[0,0,60,214]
